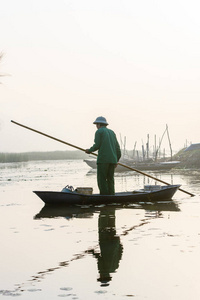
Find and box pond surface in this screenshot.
[0,160,200,299]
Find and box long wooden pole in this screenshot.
[11,120,195,197]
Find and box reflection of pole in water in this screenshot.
[92,209,123,286]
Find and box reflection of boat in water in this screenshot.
[33,184,180,206]
[34,205,96,219]
[34,200,180,220]
[33,201,180,289]
[84,159,180,172]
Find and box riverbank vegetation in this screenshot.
[0,151,88,163]
[1,148,200,169]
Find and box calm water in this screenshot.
[0,160,200,299]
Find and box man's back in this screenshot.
[93,127,121,164]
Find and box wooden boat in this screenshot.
[33,184,180,206]
[84,159,180,172]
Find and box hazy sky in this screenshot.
[1,0,200,154]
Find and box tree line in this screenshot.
[0,151,88,163]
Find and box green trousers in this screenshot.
[97,163,116,195]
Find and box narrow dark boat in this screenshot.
[33,184,180,206]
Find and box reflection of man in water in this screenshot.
[92,208,123,286]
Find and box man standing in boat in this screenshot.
[86,116,121,195]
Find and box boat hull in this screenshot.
[84,159,180,172]
[33,185,180,206]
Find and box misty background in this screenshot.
[1,0,200,155]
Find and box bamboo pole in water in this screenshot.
[11,120,195,197]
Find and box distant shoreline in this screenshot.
[2,148,200,169]
[0,150,88,163]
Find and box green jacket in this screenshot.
[88,127,121,164]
